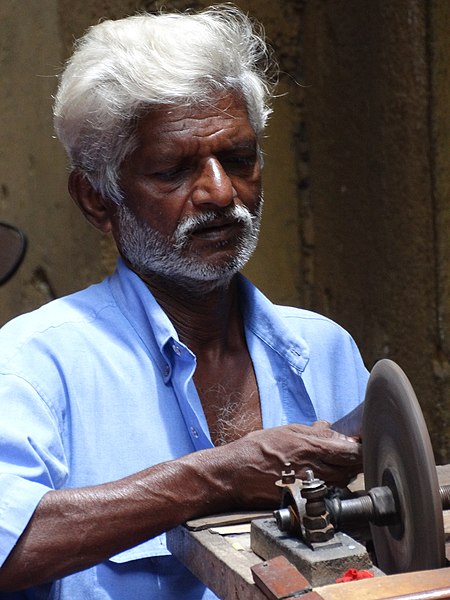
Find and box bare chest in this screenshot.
[194,355,262,446]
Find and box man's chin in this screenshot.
[128,252,249,292]
[119,218,258,291]
[151,260,241,284]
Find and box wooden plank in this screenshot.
[251,555,313,599]
[186,511,272,531]
[168,524,450,600]
[315,567,450,600]
[350,465,450,489]
[168,465,450,599]
[437,465,450,486]
[167,526,268,600]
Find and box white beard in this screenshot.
[117,200,263,288]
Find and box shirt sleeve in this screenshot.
[0,372,68,566]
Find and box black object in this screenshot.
[0,222,27,285]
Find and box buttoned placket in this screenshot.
[164,338,213,451]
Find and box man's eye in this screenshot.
[224,156,257,171]
[153,167,187,181]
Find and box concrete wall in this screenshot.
[0,0,112,315]
[299,0,450,462]
[1,0,449,462]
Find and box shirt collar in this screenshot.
[238,274,310,373]
[109,259,309,374]
[109,258,181,378]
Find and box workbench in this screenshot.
[167,466,450,600]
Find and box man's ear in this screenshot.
[68,170,114,233]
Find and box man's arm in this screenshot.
[0,423,361,592]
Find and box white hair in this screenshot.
[53,5,277,204]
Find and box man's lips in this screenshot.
[189,219,242,241]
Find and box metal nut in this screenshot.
[303,513,331,530]
[304,523,335,543]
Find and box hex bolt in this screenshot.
[327,486,397,528]
[281,462,296,485]
[302,469,324,489]
[304,469,320,486]
[326,483,450,531]
[301,468,334,543]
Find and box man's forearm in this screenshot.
[0,423,362,592]
[0,448,232,592]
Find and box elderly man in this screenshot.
[0,6,367,599]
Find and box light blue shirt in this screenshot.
[0,259,368,599]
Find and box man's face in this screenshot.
[113,92,263,286]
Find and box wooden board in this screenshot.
[316,568,450,599]
[167,465,450,600]
[167,525,268,600]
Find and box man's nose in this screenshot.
[191,158,235,207]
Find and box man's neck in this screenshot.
[136,268,261,446]
[139,270,244,355]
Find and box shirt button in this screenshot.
[172,344,181,356]
[190,426,199,438]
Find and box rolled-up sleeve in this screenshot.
[0,373,68,566]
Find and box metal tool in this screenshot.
[362,359,446,573]
[273,359,450,575]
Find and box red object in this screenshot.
[336,568,375,583]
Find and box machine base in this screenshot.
[250,517,382,587]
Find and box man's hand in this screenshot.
[213,421,362,509]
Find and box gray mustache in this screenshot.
[173,205,253,246]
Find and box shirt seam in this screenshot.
[0,370,64,434]
[5,300,118,365]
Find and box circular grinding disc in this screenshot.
[363,359,445,574]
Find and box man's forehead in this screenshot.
[131,95,257,160]
[137,93,254,136]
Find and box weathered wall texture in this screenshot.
[299,0,450,461]
[1,0,450,461]
[0,0,114,317]
[430,1,450,461]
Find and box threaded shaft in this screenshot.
[440,484,450,510]
[339,495,374,522]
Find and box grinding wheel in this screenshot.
[362,359,445,574]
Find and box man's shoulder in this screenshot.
[274,304,348,336]
[0,277,115,345]
[274,305,357,350]
[275,304,331,320]
[240,276,355,345]
[275,304,346,330]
